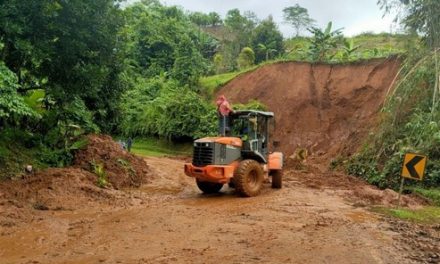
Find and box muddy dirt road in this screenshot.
[0,157,438,264]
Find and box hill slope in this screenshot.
[217,57,401,162]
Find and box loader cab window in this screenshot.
[231,116,250,140]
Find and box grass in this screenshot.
[284,33,411,56]
[131,137,192,157]
[199,71,245,97]
[411,188,440,206]
[373,206,440,224]
[199,62,274,98]
[371,187,440,224]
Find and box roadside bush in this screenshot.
[0,62,38,125]
[237,47,255,70]
[120,77,217,140]
[348,50,440,188]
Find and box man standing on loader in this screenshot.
[216,95,233,136]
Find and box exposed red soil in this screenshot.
[74,134,151,189]
[0,135,152,226]
[217,57,401,163]
[217,57,428,207]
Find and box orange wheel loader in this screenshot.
[184,110,283,197]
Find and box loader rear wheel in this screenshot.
[234,160,264,197]
[196,179,223,194]
[270,170,283,189]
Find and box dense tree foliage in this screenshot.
[121,2,216,86]
[189,11,222,27]
[251,16,284,63]
[0,0,226,170]
[120,77,217,139]
[0,61,37,125]
[185,8,290,71]
[0,0,124,132]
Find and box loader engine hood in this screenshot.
[192,137,242,167]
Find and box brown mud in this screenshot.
[217,58,401,162]
[1,157,439,264]
[0,135,152,226]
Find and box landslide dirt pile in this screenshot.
[218,57,401,162]
[0,135,151,225]
[284,168,427,208]
[75,134,150,189]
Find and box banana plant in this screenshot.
[342,39,360,61]
[258,43,278,61]
[307,22,343,62]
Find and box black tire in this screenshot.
[234,160,264,197]
[196,179,223,194]
[271,170,283,189]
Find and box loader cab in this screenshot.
[230,110,274,164]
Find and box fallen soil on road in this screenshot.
[1,157,438,264]
[0,135,152,226]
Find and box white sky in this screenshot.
[126,0,400,37]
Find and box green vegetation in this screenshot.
[347,45,439,189]
[199,72,242,95]
[346,0,440,199]
[412,188,440,206]
[131,138,192,157]
[0,129,46,178]
[285,32,409,59]
[92,161,108,188]
[373,206,440,224]
[251,16,284,63]
[0,62,38,123]
[237,47,256,70]
[120,77,217,140]
[307,22,343,62]
[284,32,408,62]
[199,67,261,97]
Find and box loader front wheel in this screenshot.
[234,160,264,197]
[196,179,223,194]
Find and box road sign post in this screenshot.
[397,177,405,208]
[397,153,428,208]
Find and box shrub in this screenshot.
[120,77,217,139]
[0,62,38,125]
[237,47,255,70]
[348,51,440,188]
